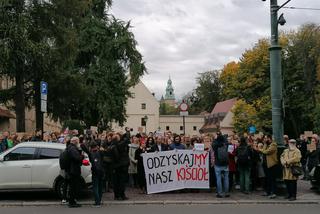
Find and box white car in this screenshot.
[0,142,92,197]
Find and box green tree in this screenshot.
[232,99,259,134]
[159,102,178,115]
[0,1,36,131]
[189,70,221,114]
[0,0,146,131]
[283,24,320,136]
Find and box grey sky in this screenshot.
[111,0,320,99]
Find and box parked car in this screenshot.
[0,142,92,197]
[310,164,320,192]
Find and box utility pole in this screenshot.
[268,0,291,147]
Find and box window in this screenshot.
[141,103,146,109]
[4,147,36,161]
[193,126,197,131]
[180,126,184,131]
[131,93,136,98]
[141,118,146,126]
[166,126,170,131]
[38,148,61,159]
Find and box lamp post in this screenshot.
[144,115,148,134]
[264,0,292,147]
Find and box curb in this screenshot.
[0,200,318,206]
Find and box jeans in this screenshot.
[215,165,229,195]
[92,174,104,205]
[239,167,251,192]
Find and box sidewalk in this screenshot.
[0,180,319,206]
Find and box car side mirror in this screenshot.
[0,156,4,162]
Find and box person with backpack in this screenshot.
[212,132,230,198]
[236,136,253,194]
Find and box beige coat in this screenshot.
[260,142,278,168]
[280,148,302,180]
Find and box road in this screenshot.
[1,204,320,214]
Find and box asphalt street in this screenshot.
[1,204,320,214]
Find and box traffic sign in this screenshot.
[249,126,256,134]
[180,111,188,116]
[41,81,48,95]
[41,100,47,112]
[179,102,188,111]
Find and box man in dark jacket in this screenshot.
[111,133,130,200]
[66,137,83,208]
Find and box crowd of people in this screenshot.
[1,128,320,207]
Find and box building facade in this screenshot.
[159,115,204,136]
[111,81,160,134]
[200,98,236,136]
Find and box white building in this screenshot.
[111,81,160,134]
[112,80,205,136]
[159,115,204,136]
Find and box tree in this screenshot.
[189,70,221,114]
[0,1,36,131]
[220,61,240,99]
[221,24,320,137]
[232,99,258,134]
[159,102,178,115]
[282,24,320,136]
[0,0,146,131]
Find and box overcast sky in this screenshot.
[111,0,320,100]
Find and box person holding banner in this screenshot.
[169,135,186,150]
[152,136,169,152]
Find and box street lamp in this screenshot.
[144,115,148,134]
[263,0,292,147]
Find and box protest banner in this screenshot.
[142,150,209,194]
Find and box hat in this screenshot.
[289,139,296,144]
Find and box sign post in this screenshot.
[40,81,48,138]
[179,102,189,135]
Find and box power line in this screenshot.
[283,6,320,11]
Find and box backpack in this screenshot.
[59,149,70,170]
[237,146,250,165]
[216,144,229,166]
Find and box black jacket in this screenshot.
[66,144,83,176]
[80,144,105,176]
[111,139,130,168]
[151,143,169,152]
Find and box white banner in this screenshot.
[142,150,210,194]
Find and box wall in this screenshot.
[219,110,234,136]
[159,115,204,136]
[111,81,160,134]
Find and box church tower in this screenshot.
[162,77,176,107]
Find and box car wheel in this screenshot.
[55,178,69,199]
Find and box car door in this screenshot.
[31,148,61,188]
[0,147,36,189]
